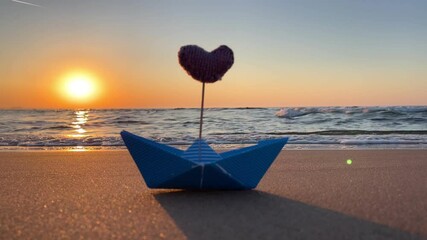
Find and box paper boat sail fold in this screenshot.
[121,131,288,190]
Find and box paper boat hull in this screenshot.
[121,131,288,190]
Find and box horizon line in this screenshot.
[1,104,426,111]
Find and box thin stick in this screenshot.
[199,82,205,139]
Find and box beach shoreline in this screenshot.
[0,150,426,239]
[1,143,427,152]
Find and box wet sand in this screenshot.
[0,150,426,239]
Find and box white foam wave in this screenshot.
[275,108,307,118]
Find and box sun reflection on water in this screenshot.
[66,110,91,152]
[68,146,87,152]
[68,110,89,138]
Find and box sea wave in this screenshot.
[1,134,426,147]
[210,130,427,136]
[275,106,427,118]
[0,106,426,149]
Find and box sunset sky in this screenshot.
[1,0,426,108]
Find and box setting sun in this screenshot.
[59,72,101,103]
[66,76,94,99]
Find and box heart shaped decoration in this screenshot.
[178,45,234,83]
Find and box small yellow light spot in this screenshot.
[346,159,352,165]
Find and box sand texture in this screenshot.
[0,150,426,239]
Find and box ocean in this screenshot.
[0,106,426,150]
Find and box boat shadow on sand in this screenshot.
[154,190,420,240]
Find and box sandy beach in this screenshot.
[0,149,425,239]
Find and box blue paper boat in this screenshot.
[121,131,288,190]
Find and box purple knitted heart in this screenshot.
[178,45,234,83]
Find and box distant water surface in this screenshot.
[0,106,426,150]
